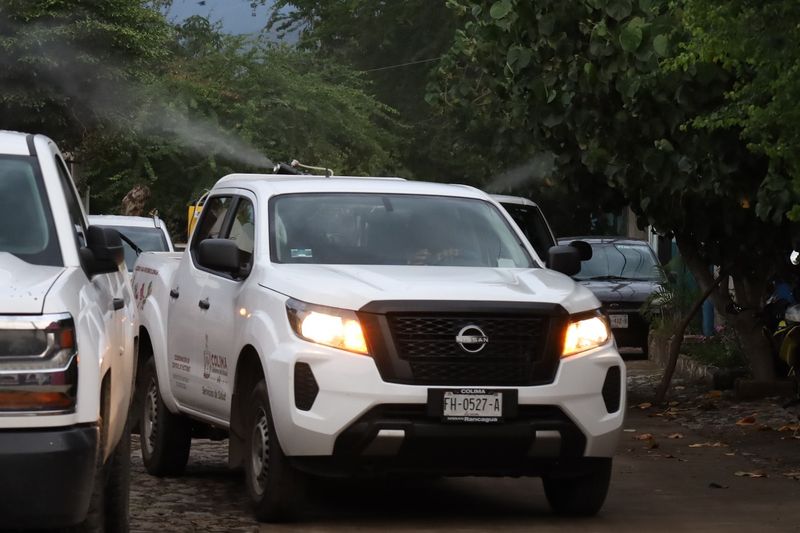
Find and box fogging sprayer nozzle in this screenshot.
[291,159,334,177]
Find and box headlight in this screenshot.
[286,299,368,355]
[562,314,610,357]
[0,313,78,412]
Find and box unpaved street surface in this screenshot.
[130,361,800,532]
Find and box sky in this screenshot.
[166,0,285,36]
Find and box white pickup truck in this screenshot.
[0,131,135,531]
[133,173,625,522]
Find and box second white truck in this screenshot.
[133,173,625,522]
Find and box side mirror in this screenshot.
[80,226,124,277]
[197,239,241,274]
[568,240,593,261]
[547,245,581,276]
[790,250,800,266]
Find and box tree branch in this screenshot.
[653,267,727,405]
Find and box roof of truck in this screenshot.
[214,173,490,200]
[490,194,542,208]
[88,214,168,230]
[0,130,36,156]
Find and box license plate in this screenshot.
[442,389,503,421]
[609,314,629,328]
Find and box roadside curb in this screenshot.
[647,334,716,386]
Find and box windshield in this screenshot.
[500,202,555,260]
[100,226,169,271]
[0,156,62,266]
[574,242,660,281]
[271,193,533,268]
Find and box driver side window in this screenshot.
[191,195,233,266]
[226,198,255,275]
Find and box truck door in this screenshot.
[51,151,132,451]
[195,195,256,418]
[167,195,234,407]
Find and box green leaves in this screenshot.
[489,0,513,20]
[507,45,532,71]
[653,34,669,57]
[606,0,633,21]
[619,17,646,52]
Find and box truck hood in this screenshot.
[0,253,66,314]
[262,264,599,314]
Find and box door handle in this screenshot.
[112,298,124,311]
[170,288,180,299]
[198,298,210,310]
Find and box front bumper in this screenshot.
[0,424,98,528]
[291,403,594,477]
[267,340,625,466]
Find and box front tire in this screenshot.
[69,416,131,532]
[543,458,612,517]
[140,358,191,476]
[244,380,303,522]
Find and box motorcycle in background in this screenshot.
[769,250,800,403]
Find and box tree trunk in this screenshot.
[731,311,776,381]
[675,237,776,382]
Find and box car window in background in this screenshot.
[272,193,533,268]
[500,203,556,260]
[0,156,62,266]
[100,226,169,271]
[575,243,660,281]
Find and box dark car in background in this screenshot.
[559,237,662,355]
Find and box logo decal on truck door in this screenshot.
[202,334,229,380]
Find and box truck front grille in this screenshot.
[386,314,549,386]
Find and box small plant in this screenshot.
[682,327,747,369]
[641,256,701,339]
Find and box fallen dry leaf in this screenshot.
[708,482,728,489]
[689,442,728,448]
[783,472,800,480]
[778,424,800,432]
[669,401,680,407]
[706,390,723,399]
[667,433,685,439]
[634,433,659,449]
[637,402,653,410]
[736,415,757,426]
[734,471,767,478]
[724,452,736,457]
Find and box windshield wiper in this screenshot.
[118,233,143,255]
[580,275,629,281]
